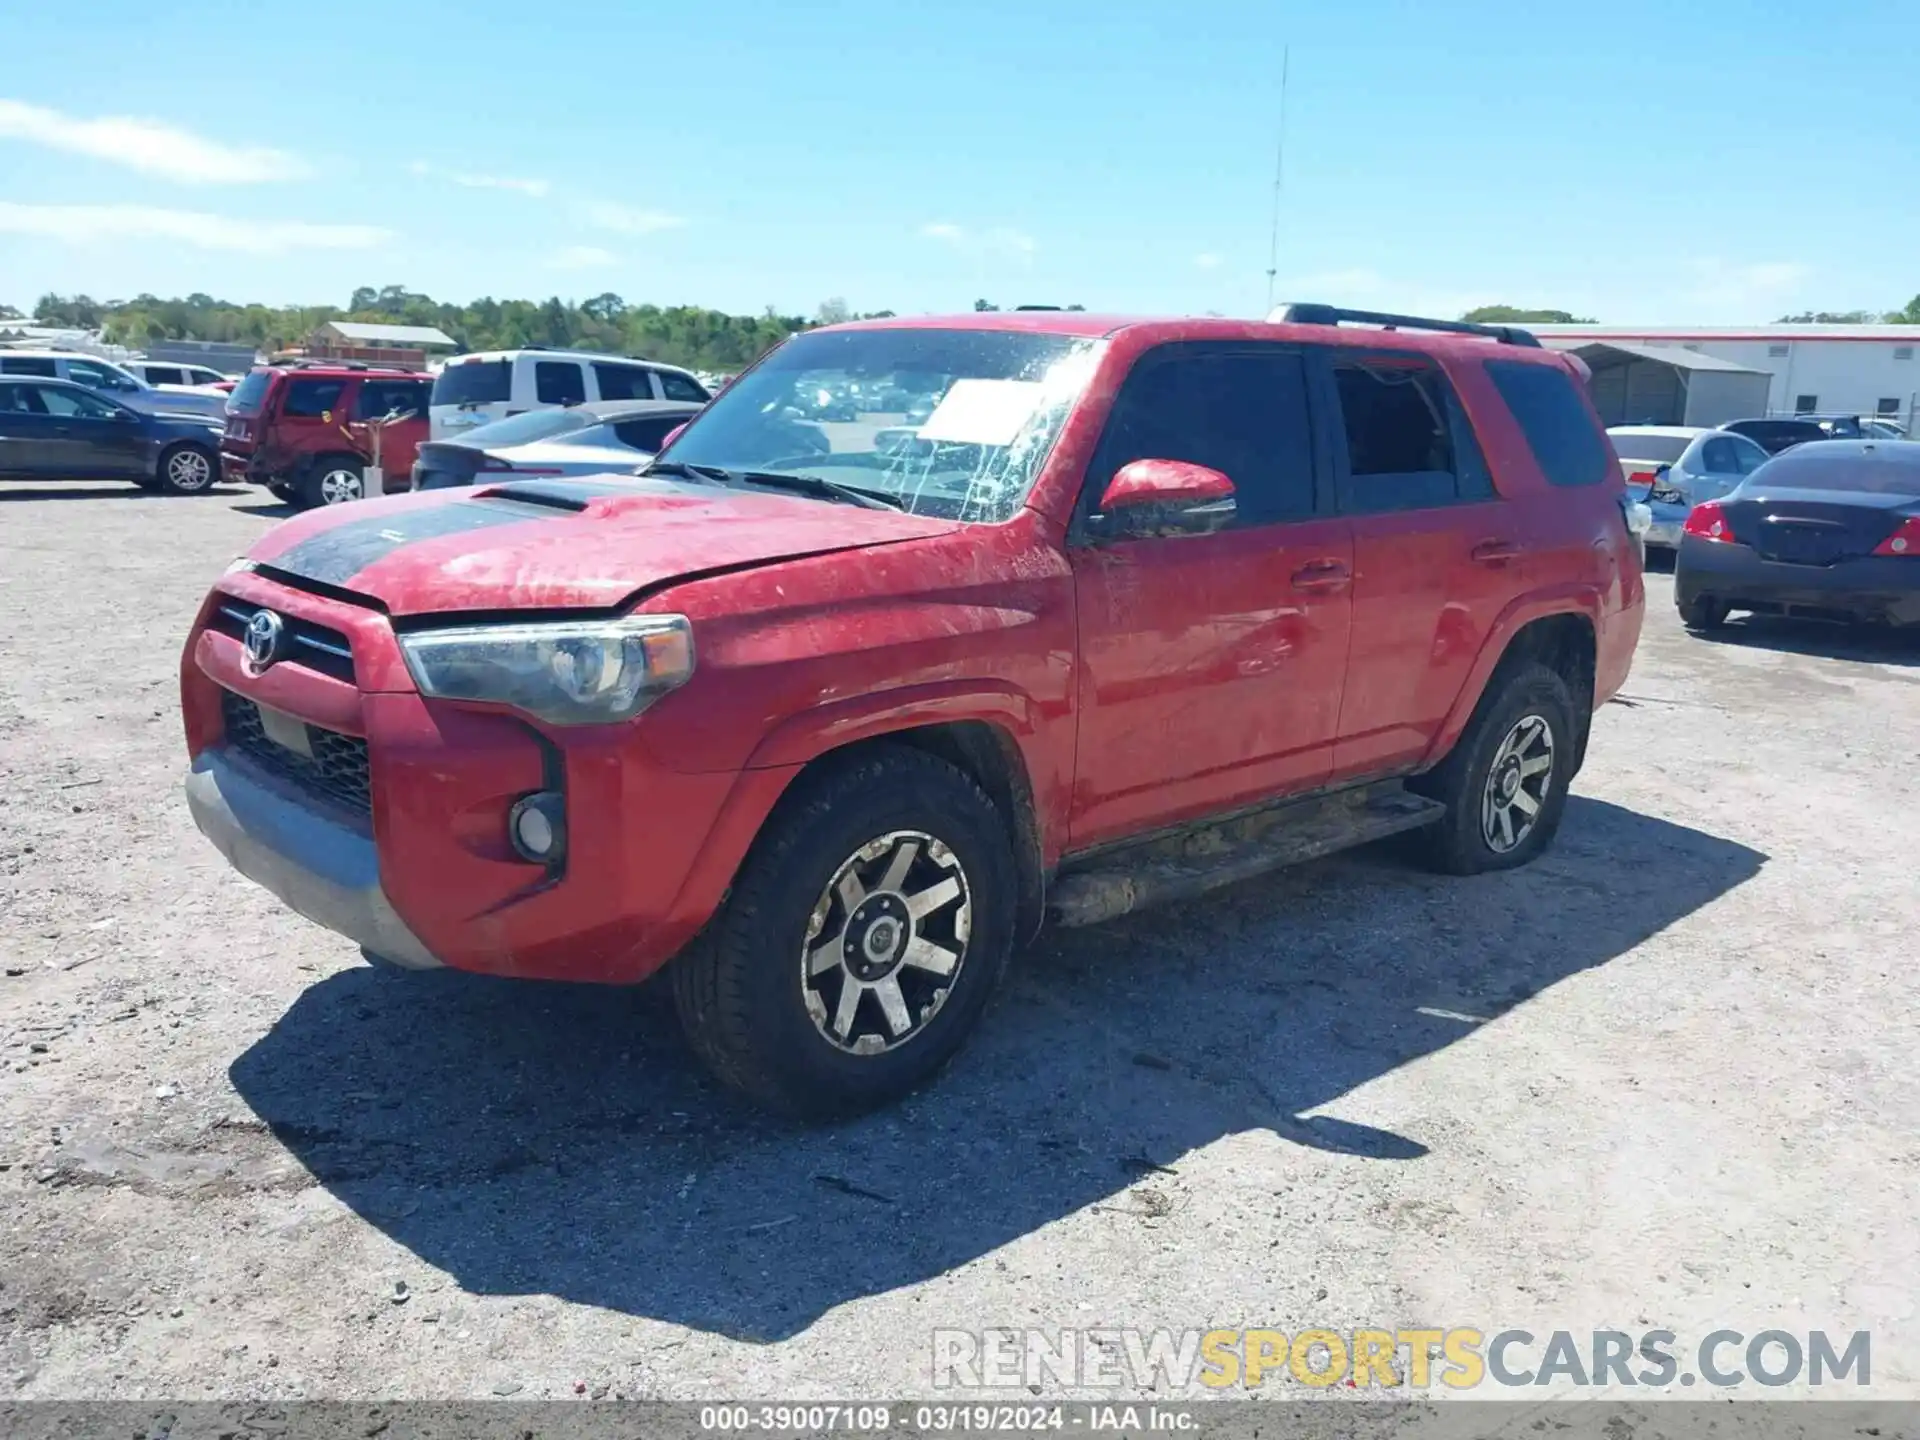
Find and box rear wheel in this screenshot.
[1679,595,1728,631]
[157,443,216,495]
[267,482,297,503]
[1410,660,1576,875]
[299,454,367,508]
[671,745,1017,1118]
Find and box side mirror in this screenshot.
[659,422,687,451]
[1088,459,1236,539]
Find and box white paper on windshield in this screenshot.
[915,379,1045,446]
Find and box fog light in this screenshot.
[508,791,566,864]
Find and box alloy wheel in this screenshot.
[167,449,213,491]
[801,830,971,1055]
[318,467,365,504]
[1481,713,1554,853]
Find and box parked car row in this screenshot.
[0,349,229,418]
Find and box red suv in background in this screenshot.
[181,305,1645,1117]
[222,364,432,508]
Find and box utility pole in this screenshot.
[1264,45,1291,316]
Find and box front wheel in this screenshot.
[1410,660,1576,875]
[671,745,1017,1118]
[299,455,368,508]
[1679,596,1728,631]
[157,443,216,495]
[267,482,297,503]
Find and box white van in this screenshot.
[125,359,234,390]
[428,348,711,439]
[0,350,229,419]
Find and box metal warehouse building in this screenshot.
[1526,324,1917,435]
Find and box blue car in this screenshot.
[0,375,226,494]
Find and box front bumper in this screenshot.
[1675,536,1920,626]
[185,748,441,969]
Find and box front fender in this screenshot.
[744,679,1041,771]
[1421,585,1602,769]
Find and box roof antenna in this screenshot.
[1264,45,1291,315]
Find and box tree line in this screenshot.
[1465,300,1920,325]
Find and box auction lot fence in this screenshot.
[4,1405,1920,1439]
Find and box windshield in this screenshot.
[456,407,592,448]
[432,359,512,407]
[663,328,1102,522]
[1608,432,1690,464]
[228,370,271,415]
[1747,445,1920,496]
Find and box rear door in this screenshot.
[0,380,61,475]
[1315,349,1515,779]
[1691,435,1746,505]
[350,377,433,475]
[591,361,658,402]
[1067,341,1352,848]
[265,375,350,470]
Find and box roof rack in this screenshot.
[1270,302,1541,348]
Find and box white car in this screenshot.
[410,398,705,490]
[1606,425,1771,552]
[428,348,711,439]
[124,359,234,391]
[0,350,229,419]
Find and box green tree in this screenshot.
[1461,305,1594,324]
[973,299,999,312]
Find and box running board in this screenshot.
[1047,784,1446,929]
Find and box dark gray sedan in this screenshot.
[0,376,226,494]
[1674,440,1920,631]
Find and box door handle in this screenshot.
[1290,559,1352,594]
[1471,539,1521,566]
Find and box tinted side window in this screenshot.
[656,369,710,403]
[536,361,586,406]
[145,366,185,385]
[0,382,47,412]
[355,379,429,419]
[592,363,654,401]
[1701,438,1738,473]
[612,416,686,452]
[1329,356,1469,511]
[1,356,59,377]
[1485,359,1610,487]
[39,385,117,419]
[66,359,139,392]
[1087,344,1316,529]
[281,378,347,417]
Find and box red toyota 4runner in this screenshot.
[181,306,1644,1116]
[222,364,432,509]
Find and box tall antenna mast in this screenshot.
[1264,45,1291,315]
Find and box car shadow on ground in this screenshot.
[231,501,297,518]
[229,796,1764,1342]
[0,485,245,503]
[1696,615,1920,667]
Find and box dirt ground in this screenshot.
[2,481,1917,1402]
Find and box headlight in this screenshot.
[398,614,695,726]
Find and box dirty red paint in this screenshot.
[180,311,1644,983]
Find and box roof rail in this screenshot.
[1270,302,1541,348]
[1013,305,1063,311]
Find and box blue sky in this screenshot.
[3,0,1916,323]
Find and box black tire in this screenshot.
[1679,596,1728,631]
[156,442,217,495]
[671,745,1018,1118]
[1409,660,1576,876]
[267,482,297,503]
[298,454,368,509]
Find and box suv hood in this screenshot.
[244,475,963,616]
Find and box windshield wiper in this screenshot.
[734,470,906,511]
[639,459,732,485]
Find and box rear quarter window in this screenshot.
[432,359,511,406]
[655,369,710,403]
[1486,359,1612,488]
[228,371,271,414]
[281,378,347,418]
[535,361,587,406]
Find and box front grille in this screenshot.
[221,690,371,815]
[207,597,356,683]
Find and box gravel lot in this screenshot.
[2,481,1917,1402]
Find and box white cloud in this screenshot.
[0,98,307,184]
[1194,252,1223,270]
[581,201,685,235]
[409,160,549,197]
[552,244,616,270]
[920,222,1036,263]
[0,202,389,253]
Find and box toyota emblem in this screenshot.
[244,609,286,670]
